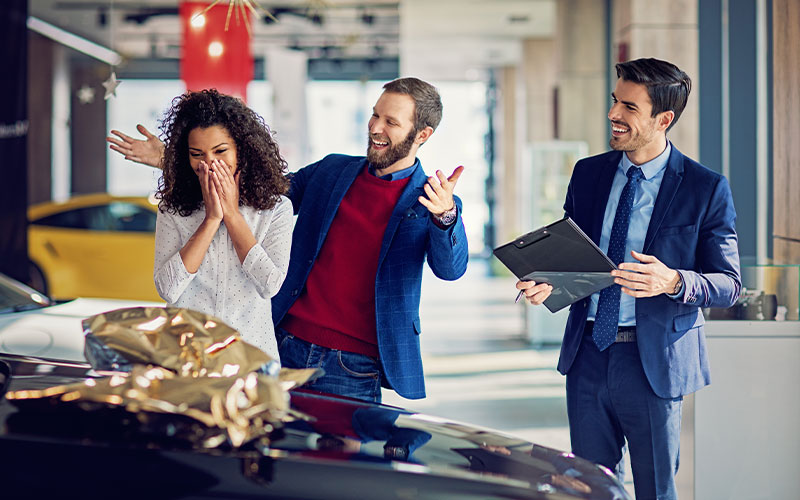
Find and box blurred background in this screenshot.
[2,1,799,498]
[6,0,800,287]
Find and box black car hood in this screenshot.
[0,354,629,499]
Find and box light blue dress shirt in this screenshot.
[587,143,671,326]
[368,158,420,180]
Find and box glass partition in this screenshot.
[705,265,800,321]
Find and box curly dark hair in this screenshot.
[156,89,289,216]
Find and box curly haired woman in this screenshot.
[152,89,291,359]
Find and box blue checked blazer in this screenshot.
[272,154,469,399]
[558,145,741,399]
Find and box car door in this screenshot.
[29,205,104,299]
[85,202,159,300]
[30,202,159,301]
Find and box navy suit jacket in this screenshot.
[272,154,469,399]
[558,145,741,398]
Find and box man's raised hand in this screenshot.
[106,124,165,169]
[418,165,465,216]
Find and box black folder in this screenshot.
[493,217,617,312]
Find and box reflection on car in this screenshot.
[0,273,162,362]
[0,274,629,499]
[0,355,630,499]
[28,193,160,301]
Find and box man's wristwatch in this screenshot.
[433,205,457,226]
[671,272,683,295]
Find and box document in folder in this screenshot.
[493,217,617,312]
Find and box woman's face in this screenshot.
[187,125,238,174]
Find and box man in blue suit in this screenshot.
[517,58,740,499]
[272,77,468,403]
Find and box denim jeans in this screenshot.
[276,327,383,403]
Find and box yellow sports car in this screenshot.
[28,194,161,301]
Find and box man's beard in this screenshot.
[610,133,650,152]
[366,128,417,170]
[609,119,657,152]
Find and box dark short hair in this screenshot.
[615,58,691,131]
[382,77,443,132]
[157,89,289,216]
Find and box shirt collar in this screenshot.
[621,142,671,180]
[368,158,420,181]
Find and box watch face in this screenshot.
[437,208,457,225]
[384,445,409,460]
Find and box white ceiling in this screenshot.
[29,0,401,61]
[401,0,556,81]
[28,0,556,80]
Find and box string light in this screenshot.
[208,41,224,57]
[191,0,277,36]
[190,14,206,28]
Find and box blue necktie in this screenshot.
[592,166,644,351]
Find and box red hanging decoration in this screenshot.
[180,1,253,101]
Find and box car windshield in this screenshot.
[0,274,52,314]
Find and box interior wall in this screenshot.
[28,32,54,206]
[496,65,522,244]
[612,0,700,159]
[556,0,607,156]
[0,0,29,283]
[773,0,800,264]
[70,57,108,195]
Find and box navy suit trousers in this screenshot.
[566,324,682,500]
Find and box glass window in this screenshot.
[106,79,273,197]
[33,207,92,230]
[33,205,117,231]
[106,79,185,196]
[108,202,157,232]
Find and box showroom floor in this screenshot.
[382,258,569,451]
[382,258,647,497]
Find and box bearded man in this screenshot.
[270,77,467,402]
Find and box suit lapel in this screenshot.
[377,166,426,268]
[318,159,364,251]
[643,145,685,252]
[590,153,622,244]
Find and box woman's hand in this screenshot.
[210,159,257,264]
[196,161,223,222]
[210,159,241,221]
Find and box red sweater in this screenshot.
[281,167,411,357]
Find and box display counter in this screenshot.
[684,265,800,500]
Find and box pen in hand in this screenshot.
[515,290,524,303]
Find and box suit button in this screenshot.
[291,289,299,297]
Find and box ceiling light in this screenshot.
[27,16,121,66]
[190,13,206,28]
[208,41,224,57]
